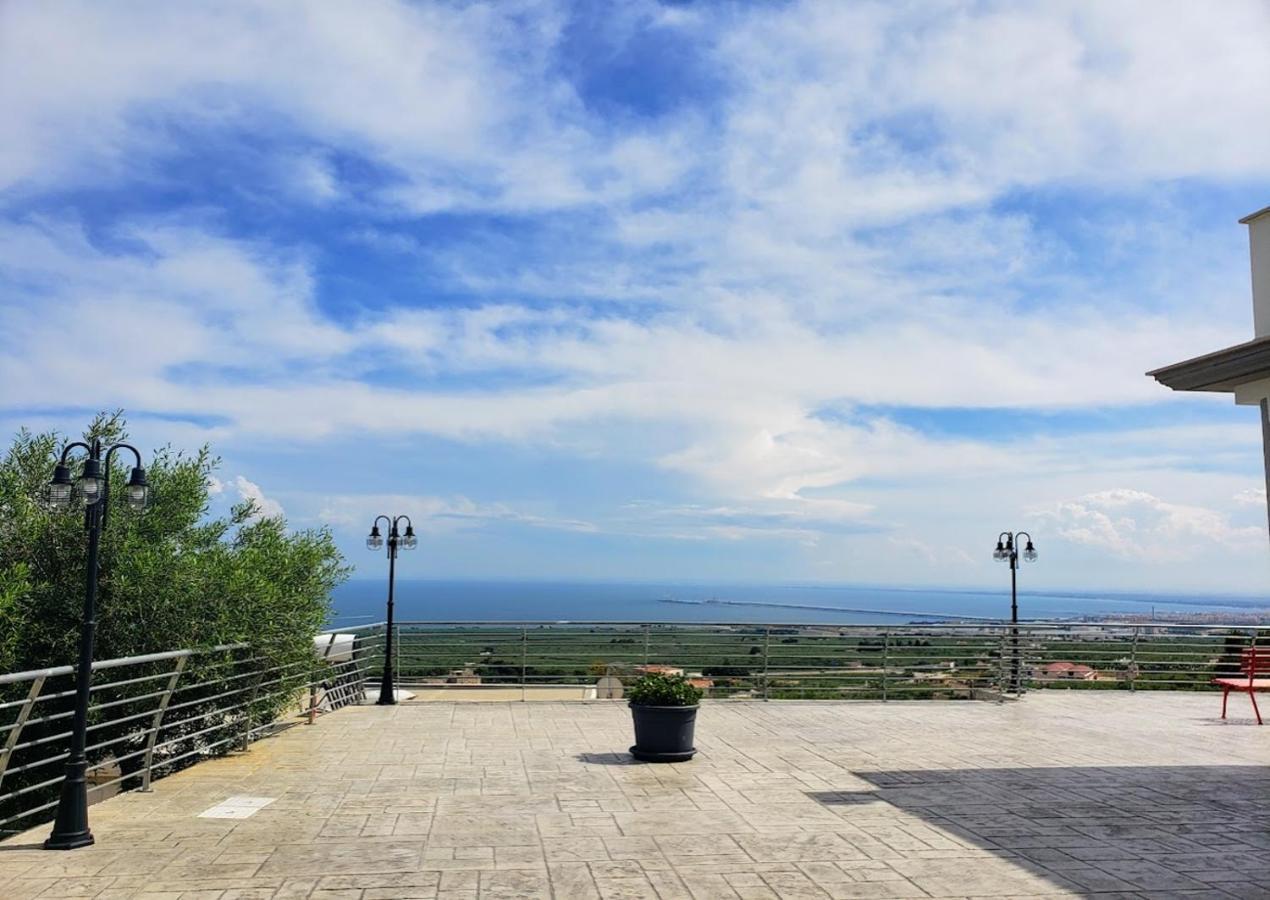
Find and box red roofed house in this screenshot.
[1037,662,1097,682]
[635,664,684,677]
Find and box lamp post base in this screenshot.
[44,765,94,850]
[44,830,94,850]
[376,674,397,706]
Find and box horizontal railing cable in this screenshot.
[0,635,376,837]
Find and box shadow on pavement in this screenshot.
[809,764,1270,895]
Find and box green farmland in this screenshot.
[359,624,1256,700]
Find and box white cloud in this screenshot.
[887,536,979,571]
[285,154,341,204]
[609,497,875,546]
[0,216,1242,430]
[6,2,1267,219]
[1234,487,1268,508]
[233,476,284,521]
[717,1,1270,208]
[0,0,697,213]
[1033,488,1263,561]
[316,493,595,536]
[0,213,1260,538]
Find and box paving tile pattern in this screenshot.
[2,692,1268,898]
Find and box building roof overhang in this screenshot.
[1238,205,1270,225]
[1147,335,1270,393]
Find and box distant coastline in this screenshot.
[656,596,997,622]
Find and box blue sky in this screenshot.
[2,0,1270,592]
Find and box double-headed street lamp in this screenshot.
[42,439,149,850]
[367,515,416,706]
[994,531,1037,695]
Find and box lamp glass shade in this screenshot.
[1023,547,1038,562]
[125,482,149,511]
[124,467,149,511]
[367,535,383,551]
[402,534,418,550]
[45,481,73,510]
[45,461,76,510]
[75,474,102,506]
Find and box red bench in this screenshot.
[1213,647,1270,725]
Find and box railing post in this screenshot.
[643,624,650,666]
[394,623,401,697]
[352,636,369,704]
[1129,626,1139,692]
[521,627,528,701]
[139,657,187,792]
[997,630,1009,697]
[1249,630,1259,685]
[0,675,46,795]
[762,627,771,701]
[376,624,389,701]
[240,660,266,752]
[1016,626,1027,697]
[881,631,889,702]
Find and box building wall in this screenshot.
[1252,214,1270,337]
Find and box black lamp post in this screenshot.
[993,531,1037,695]
[42,439,149,850]
[367,515,415,706]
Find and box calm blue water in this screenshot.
[328,579,1268,628]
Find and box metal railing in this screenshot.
[4,619,1261,835]
[344,620,1270,701]
[0,632,381,837]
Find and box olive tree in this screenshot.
[0,412,349,824]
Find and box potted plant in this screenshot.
[627,673,703,762]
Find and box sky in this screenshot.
[2,0,1270,594]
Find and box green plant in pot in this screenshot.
[627,673,703,762]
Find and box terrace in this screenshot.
[2,623,1269,898]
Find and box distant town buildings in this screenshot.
[444,666,481,684]
[912,661,958,682]
[634,664,684,676]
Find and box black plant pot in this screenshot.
[629,703,698,762]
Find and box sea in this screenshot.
[328,579,1269,629]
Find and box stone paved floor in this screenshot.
[3,692,1269,899]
